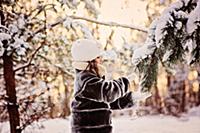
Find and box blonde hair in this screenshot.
[86,59,101,77]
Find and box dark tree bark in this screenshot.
[1,3,21,133]
[61,85,71,118]
[3,53,21,133]
[180,81,186,112]
[197,70,200,106]
[197,85,200,106]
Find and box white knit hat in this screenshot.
[71,39,102,62]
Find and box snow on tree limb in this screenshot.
[186,0,200,34]
[32,14,148,42]
[132,19,158,67]
[69,15,148,33]
[84,0,100,16]
[132,0,200,91]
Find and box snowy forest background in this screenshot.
[0,0,200,133]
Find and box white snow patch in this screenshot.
[155,13,171,48]
[186,1,200,34]
[113,115,200,133]
[101,50,118,60]
[1,109,200,133]
[162,50,173,62]
[187,106,200,117]
[23,118,70,133]
[63,17,73,30]
[84,0,100,16]
[9,24,19,33]
[0,33,11,41]
[132,43,155,65]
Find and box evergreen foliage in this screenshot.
[132,0,200,92]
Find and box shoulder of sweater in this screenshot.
[76,70,99,82]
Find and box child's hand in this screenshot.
[130,90,152,119]
[127,73,137,82]
[132,90,152,102]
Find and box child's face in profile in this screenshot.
[95,56,103,64]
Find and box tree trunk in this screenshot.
[3,53,21,133]
[1,3,21,133]
[61,85,71,118]
[197,85,200,106]
[180,81,186,112]
[197,70,200,106]
[154,85,162,113]
[60,74,71,118]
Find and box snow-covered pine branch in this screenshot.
[132,0,200,92]
[132,19,158,92]
[186,0,200,64]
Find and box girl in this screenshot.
[70,39,150,133]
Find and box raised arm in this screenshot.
[76,71,130,103]
[109,92,136,110]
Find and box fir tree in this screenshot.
[132,0,200,92]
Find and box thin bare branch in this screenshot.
[0,25,9,31]
[30,18,65,39]
[14,45,43,72]
[19,106,50,131]
[69,15,148,33]
[38,54,74,78]
[56,65,74,78]
[30,4,56,20]
[31,14,148,38]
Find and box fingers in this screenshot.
[132,91,152,102]
[127,73,137,82]
[142,92,152,99]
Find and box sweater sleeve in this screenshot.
[109,92,136,110]
[76,72,130,103]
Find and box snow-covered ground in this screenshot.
[113,116,200,133]
[1,107,200,133]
